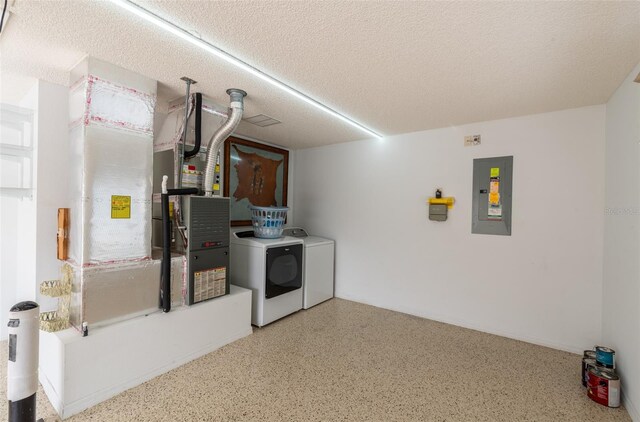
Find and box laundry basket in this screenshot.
[250,206,289,239]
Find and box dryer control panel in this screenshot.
[282,227,308,238]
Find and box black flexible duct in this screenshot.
[183,93,202,159]
[160,187,199,313]
[0,0,8,34]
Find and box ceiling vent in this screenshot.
[244,114,281,127]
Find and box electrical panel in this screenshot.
[472,156,513,236]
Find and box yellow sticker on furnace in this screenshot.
[490,167,500,178]
[111,195,131,219]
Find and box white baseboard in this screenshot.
[336,292,583,354]
[624,391,640,422]
[39,369,63,416]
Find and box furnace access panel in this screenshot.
[183,195,230,305]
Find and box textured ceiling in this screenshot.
[1,0,639,148]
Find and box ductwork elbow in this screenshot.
[203,89,247,197]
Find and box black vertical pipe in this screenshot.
[9,394,35,422]
[184,93,202,159]
[160,192,172,313]
[160,187,199,313]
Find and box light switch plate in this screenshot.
[464,135,481,147]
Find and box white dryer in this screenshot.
[282,228,335,309]
[230,228,304,327]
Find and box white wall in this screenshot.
[0,79,68,340]
[602,63,640,421]
[1,78,38,340]
[34,81,70,311]
[16,85,40,303]
[0,193,36,340]
[294,105,605,353]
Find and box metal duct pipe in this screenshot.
[203,88,246,197]
[177,77,196,189]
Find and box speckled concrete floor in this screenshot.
[1,298,631,421]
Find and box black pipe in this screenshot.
[9,393,35,422]
[167,188,199,196]
[183,93,202,159]
[160,193,171,312]
[160,187,199,313]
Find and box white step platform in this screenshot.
[39,285,252,419]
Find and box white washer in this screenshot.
[230,228,303,327]
[283,228,335,309]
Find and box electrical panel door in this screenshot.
[472,156,513,236]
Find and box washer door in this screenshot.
[265,244,303,299]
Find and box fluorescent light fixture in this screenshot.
[110,0,383,139]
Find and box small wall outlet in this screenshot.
[464,135,481,147]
